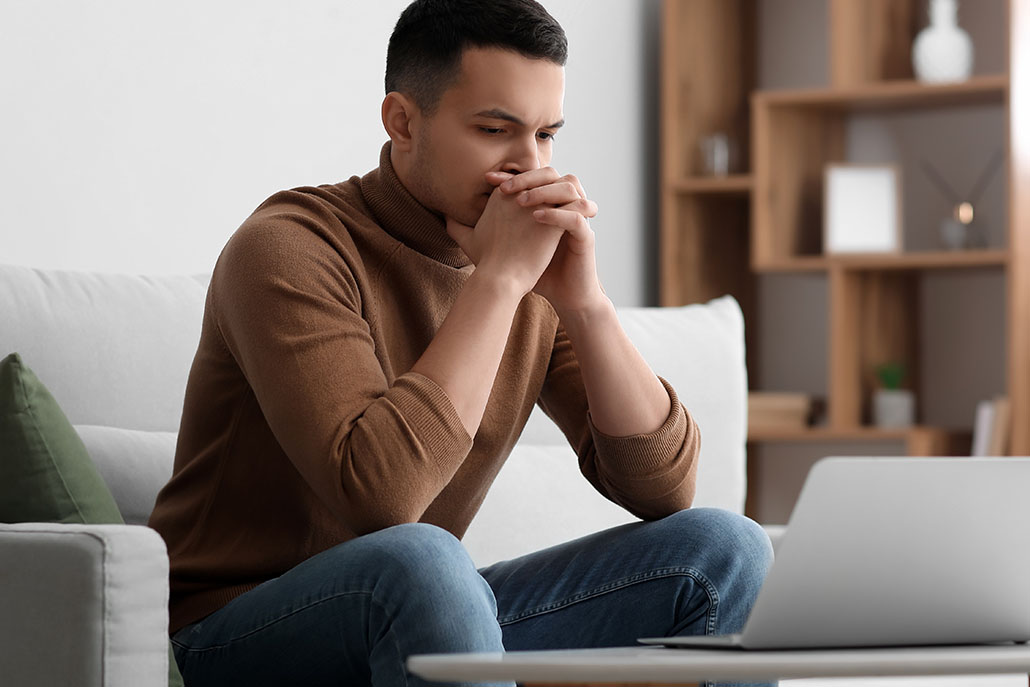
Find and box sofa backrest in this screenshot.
[0,265,207,432]
[1,265,748,543]
[1,264,208,525]
[518,298,748,511]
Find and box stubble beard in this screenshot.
[409,131,482,228]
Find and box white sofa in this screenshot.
[0,264,1018,687]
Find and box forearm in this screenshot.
[411,270,525,437]
[558,298,671,437]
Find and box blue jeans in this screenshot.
[171,508,774,686]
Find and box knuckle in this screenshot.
[572,199,596,216]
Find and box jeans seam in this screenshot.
[496,566,721,635]
[170,590,375,654]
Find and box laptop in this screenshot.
[639,456,1030,650]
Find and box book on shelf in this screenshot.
[748,391,812,430]
[972,396,1010,457]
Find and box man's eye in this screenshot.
[480,127,505,135]
[538,131,557,141]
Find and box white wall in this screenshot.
[0,1,658,306]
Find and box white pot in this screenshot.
[912,0,973,84]
[873,389,916,428]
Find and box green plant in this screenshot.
[875,362,906,390]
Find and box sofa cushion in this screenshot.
[0,264,208,432]
[75,425,177,527]
[0,352,123,525]
[519,296,748,514]
[465,296,748,566]
[463,443,638,567]
[0,353,184,687]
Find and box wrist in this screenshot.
[555,294,616,339]
[466,265,529,307]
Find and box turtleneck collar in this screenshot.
[359,142,471,269]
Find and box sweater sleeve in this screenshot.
[536,326,700,520]
[210,204,473,535]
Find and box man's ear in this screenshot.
[382,92,420,152]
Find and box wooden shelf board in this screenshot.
[753,256,830,272]
[831,250,1009,270]
[672,175,753,194]
[749,425,941,443]
[754,250,1008,273]
[753,75,1008,111]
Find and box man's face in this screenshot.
[406,47,566,227]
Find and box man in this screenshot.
[150,1,773,685]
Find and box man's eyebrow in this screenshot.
[475,108,565,130]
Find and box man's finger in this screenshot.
[499,167,562,193]
[532,208,594,247]
[564,173,588,201]
[520,192,597,219]
[516,181,583,209]
[564,197,598,219]
[485,171,514,186]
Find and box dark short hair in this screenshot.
[386,0,568,114]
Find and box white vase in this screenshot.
[873,389,916,428]
[912,0,974,84]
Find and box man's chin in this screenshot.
[451,204,486,229]
[439,194,488,229]
[443,212,481,231]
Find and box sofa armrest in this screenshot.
[0,523,170,687]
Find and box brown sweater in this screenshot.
[149,143,700,634]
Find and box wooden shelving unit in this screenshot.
[659,0,1030,482]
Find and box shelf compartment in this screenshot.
[660,193,751,306]
[829,0,919,88]
[751,74,1008,269]
[829,269,919,429]
[752,103,845,266]
[660,0,754,182]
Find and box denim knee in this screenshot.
[659,508,774,627]
[361,523,502,646]
[668,508,773,571]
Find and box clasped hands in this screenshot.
[445,168,603,316]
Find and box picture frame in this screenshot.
[823,164,902,254]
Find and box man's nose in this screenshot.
[501,138,542,175]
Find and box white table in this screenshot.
[407,644,1030,685]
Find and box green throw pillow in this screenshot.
[0,352,185,687]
